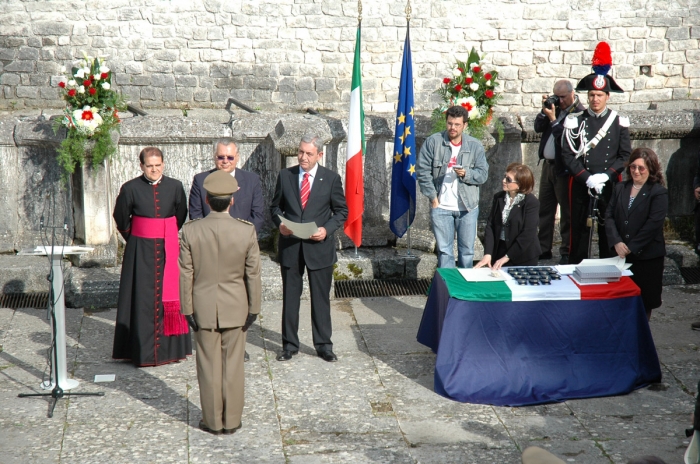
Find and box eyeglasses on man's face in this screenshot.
[216,155,236,162]
[629,164,647,173]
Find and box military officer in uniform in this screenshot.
[179,170,262,435]
[561,42,631,264]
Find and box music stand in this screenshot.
[17,245,104,417]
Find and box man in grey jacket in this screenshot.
[416,105,489,268]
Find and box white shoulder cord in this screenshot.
[565,119,588,159]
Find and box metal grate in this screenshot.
[334,278,431,299]
[681,267,700,285]
[0,292,49,309]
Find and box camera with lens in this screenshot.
[543,95,560,109]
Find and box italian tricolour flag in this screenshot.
[344,25,364,248]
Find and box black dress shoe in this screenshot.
[244,351,250,362]
[199,420,223,435]
[317,350,338,362]
[276,350,298,361]
[559,254,569,265]
[692,321,700,331]
[539,251,553,260]
[223,422,242,435]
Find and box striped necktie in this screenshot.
[300,172,310,209]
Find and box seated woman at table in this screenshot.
[475,163,541,270]
[605,147,668,321]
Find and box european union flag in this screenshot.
[389,26,416,238]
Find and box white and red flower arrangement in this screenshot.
[53,53,125,177]
[433,48,503,140]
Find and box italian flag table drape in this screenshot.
[436,268,641,302]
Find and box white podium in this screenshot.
[19,245,93,391]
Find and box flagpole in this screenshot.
[404,0,414,260]
[348,0,362,261]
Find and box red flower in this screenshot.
[485,90,494,98]
[484,73,492,81]
[457,68,463,73]
[443,77,451,85]
[454,84,462,92]
[81,110,94,121]
[89,88,97,95]
[101,72,109,79]
[83,80,91,87]
[461,102,473,111]
[58,81,66,88]
[67,89,76,97]
[465,77,473,84]
[472,66,481,73]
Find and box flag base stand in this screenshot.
[347,245,364,260]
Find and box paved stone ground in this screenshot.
[1,284,699,463]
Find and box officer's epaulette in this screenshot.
[617,113,630,127]
[185,218,203,225]
[236,218,253,226]
[563,113,580,129]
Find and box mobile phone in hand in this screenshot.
[453,165,463,170]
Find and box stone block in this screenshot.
[150,74,175,88]
[666,27,691,40]
[536,64,571,78]
[670,40,699,52]
[0,73,20,86]
[522,78,555,93]
[32,21,72,36]
[629,89,673,102]
[4,60,34,72]
[684,63,700,78]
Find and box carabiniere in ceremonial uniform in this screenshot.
[561,41,632,265]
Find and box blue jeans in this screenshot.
[430,207,478,268]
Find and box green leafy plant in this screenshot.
[52,53,126,179]
[432,48,504,141]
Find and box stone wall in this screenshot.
[0,109,698,260]
[1,0,699,113]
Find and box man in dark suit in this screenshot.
[189,137,264,362]
[270,134,348,363]
[189,137,264,234]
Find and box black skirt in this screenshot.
[629,255,664,312]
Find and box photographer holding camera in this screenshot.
[535,79,584,264]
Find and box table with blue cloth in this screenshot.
[416,268,662,406]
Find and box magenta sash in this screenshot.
[131,216,188,336]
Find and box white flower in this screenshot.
[68,79,77,87]
[486,80,491,86]
[77,86,85,94]
[72,106,103,133]
[452,68,462,77]
[101,82,110,90]
[75,69,85,78]
[99,65,110,74]
[469,62,478,70]
[470,83,479,92]
[61,66,67,73]
[93,74,101,81]
[83,67,91,76]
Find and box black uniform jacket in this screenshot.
[483,191,541,265]
[534,100,586,175]
[270,164,348,271]
[561,109,631,185]
[604,180,668,261]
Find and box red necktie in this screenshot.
[300,172,310,209]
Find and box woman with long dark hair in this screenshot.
[605,147,669,320]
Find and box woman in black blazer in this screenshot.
[605,147,669,320]
[475,163,541,270]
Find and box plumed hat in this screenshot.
[576,42,624,93]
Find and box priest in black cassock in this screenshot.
[112,147,192,367]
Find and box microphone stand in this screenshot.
[18,221,104,418]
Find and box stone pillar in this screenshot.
[70,158,118,267]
